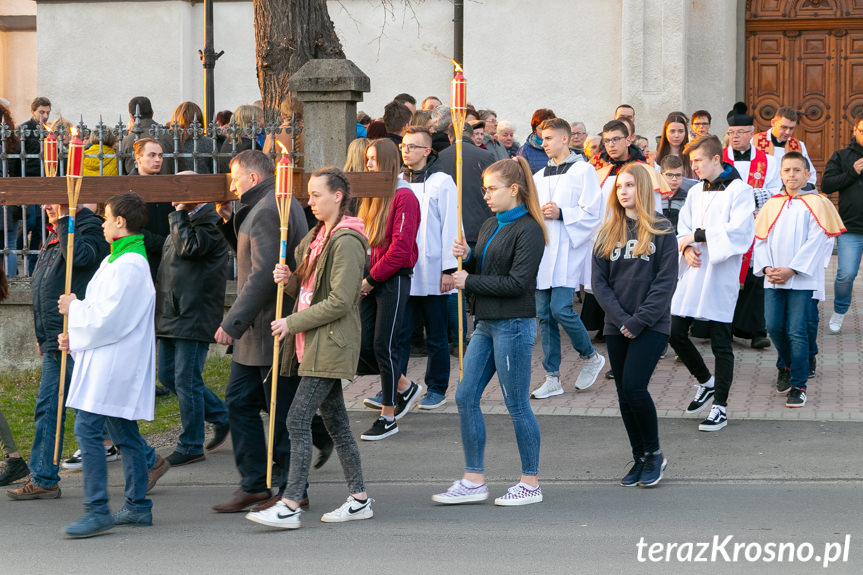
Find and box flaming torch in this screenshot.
[451,61,467,381]
[266,141,294,488]
[53,127,85,464]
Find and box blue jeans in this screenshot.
[75,410,152,517]
[834,232,863,314]
[455,318,540,476]
[536,287,595,375]
[29,351,73,488]
[158,338,229,455]
[2,223,17,278]
[397,295,450,395]
[765,289,812,389]
[448,292,468,345]
[808,298,819,358]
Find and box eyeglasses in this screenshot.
[692,121,710,127]
[662,172,683,179]
[604,136,627,145]
[571,131,586,137]
[399,144,429,152]
[727,129,754,137]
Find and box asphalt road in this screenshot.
[1,414,860,575]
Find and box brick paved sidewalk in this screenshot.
[345,255,863,423]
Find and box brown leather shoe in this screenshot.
[147,455,170,493]
[7,479,61,500]
[249,493,309,513]
[212,489,272,513]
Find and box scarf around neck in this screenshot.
[109,234,147,263]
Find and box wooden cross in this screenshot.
[0,171,393,205]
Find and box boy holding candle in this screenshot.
[753,152,844,407]
[58,193,156,537]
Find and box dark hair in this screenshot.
[383,101,412,133]
[538,117,571,135]
[366,120,388,140]
[0,101,21,150]
[31,97,51,111]
[655,112,693,177]
[404,125,432,145]
[781,150,808,167]
[215,110,233,126]
[106,192,148,234]
[478,109,497,121]
[133,137,162,157]
[602,119,629,137]
[692,109,712,123]
[448,122,474,139]
[229,149,274,177]
[294,167,354,283]
[170,101,204,144]
[660,154,684,171]
[615,104,634,116]
[683,134,723,159]
[393,93,416,106]
[531,108,556,133]
[356,111,372,125]
[775,107,800,123]
[128,96,154,120]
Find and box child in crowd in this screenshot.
[753,152,844,408]
[592,162,678,487]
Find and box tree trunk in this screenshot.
[253,0,345,123]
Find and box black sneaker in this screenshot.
[604,370,615,380]
[750,336,771,349]
[620,457,645,487]
[698,405,727,432]
[206,423,230,451]
[0,457,29,486]
[360,417,398,441]
[155,384,171,397]
[394,381,422,420]
[786,387,807,408]
[809,356,816,378]
[685,384,715,414]
[776,369,791,394]
[166,451,205,466]
[638,452,668,487]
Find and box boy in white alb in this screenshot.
[397,126,458,409]
[58,193,157,538]
[668,136,755,432]
[753,152,844,408]
[530,118,606,399]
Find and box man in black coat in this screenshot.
[7,205,108,500]
[154,201,231,466]
[822,114,863,333]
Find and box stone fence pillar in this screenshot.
[289,59,370,172]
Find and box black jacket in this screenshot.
[155,205,230,342]
[128,168,174,281]
[31,209,109,352]
[464,211,545,320]
[822,140,863,234]
[18,118,42,177]
[438,136,496,244]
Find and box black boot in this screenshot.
[0,457,30,486]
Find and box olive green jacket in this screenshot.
[280,225,368,380]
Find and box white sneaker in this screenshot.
[531,375,563,399]
[494,483,543,506]
[321,496,373,523]
[574,353,606,390]
[829,312,845,334]
[245,500,301,529]
[431,480,489,504]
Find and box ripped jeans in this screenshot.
[455,318,540,476]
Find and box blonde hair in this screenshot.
[344,138,370,172]
[357,138,400,247]
[232,104,260,142]
[594,162,671,259]
[482,157,547,244]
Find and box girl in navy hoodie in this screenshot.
[356,139,421,441]
[591,162,678,488]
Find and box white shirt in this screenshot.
[66,251,156,421]
[534,159,602,290]
[671,178,755,323]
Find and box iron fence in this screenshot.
[0,110,300,278]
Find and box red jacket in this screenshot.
[367,184,420,286]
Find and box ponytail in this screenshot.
[483,157,548,244]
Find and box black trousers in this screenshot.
[668,316,734,406]
[224,361,329,493]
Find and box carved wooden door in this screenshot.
[746,0,863,181]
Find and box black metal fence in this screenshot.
[0,111,300,278]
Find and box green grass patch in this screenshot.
[0,354,233,460]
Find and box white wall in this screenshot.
[34,0,738,144]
